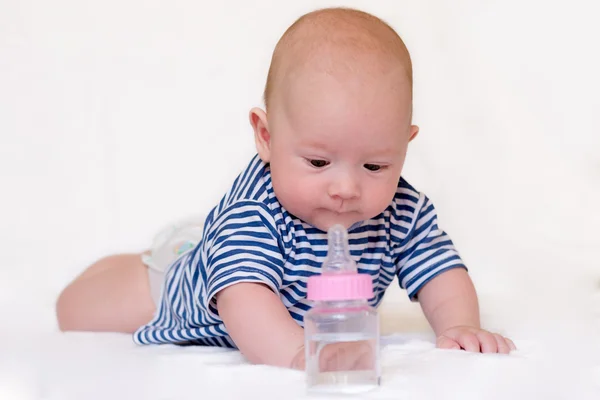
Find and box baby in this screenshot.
[56,7,515,369]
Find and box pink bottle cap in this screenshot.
[307,273,373,301]
[306,224,374,301]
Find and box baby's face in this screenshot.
[266,70,415,232]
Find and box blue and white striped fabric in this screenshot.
[133,154,466,347]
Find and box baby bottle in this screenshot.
[304,224,380,394]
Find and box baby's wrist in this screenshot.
[290,345,306,370]
[438,324,480,335]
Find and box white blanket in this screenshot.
[2,290,598,400]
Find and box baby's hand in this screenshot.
[318,340,376,372]
[436,326,516,354]
[291,340,376,371]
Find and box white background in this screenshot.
[1,0,599,343]
[2,1,600,399]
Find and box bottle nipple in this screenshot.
[322,224,357,275]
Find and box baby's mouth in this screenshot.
[329,210,359,219]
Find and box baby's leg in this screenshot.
[56,253,156,333]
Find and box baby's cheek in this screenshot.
[365,181,396,213]
[275,175,315,212]
[292,178,320,205]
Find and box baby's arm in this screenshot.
[216,282,305,369]
[394,189,515,354]
[417,268,515,353]
[417,268,480,334]
[217,282,370,370]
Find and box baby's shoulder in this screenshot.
[201,154,283,229]
[211,155,276,211]
[384,177,429,243]
[391,177,427,215]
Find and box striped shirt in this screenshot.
[133,154,466,348]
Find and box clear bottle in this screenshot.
[304,224,381,394]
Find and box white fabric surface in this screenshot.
[1,287,599,399]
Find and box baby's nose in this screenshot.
[328,174,360,200]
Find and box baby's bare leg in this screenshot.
[56,253,156,333]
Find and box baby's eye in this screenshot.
[364,163,383,172]
[309,159,330,168]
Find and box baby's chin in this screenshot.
[305,211,364,233]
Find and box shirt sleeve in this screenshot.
[202,200,285,310]
[394,194,467,301]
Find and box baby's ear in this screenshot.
[249,108,271,162]
[408,125,419,142]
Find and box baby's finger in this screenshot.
[436,335,461,350]
[455,332,480,353]
[319,343,345,371]
[351,342,376,370]
[506,337,517,351]
[493,334,510,354]
[476,331,498,353]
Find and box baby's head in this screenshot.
[250,7,418,232]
